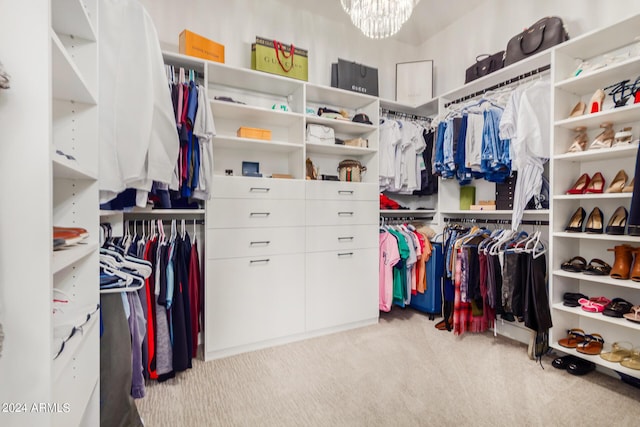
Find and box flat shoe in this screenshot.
[560,256,587,273]
[623,305,640,324]
[563,292,589,307]
[567,358,596,375]
[602,298,633,318]
[576,333,605,355]
[600,341,633,363]
[552,354,582,369]
[579,297,611,313]
[620,348,640,370]
[558,328,586,349]
[582,259,611,276]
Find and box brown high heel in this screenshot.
[567,126,588,152]
[608,244,634,279]
[569,101,586,118]
[623,177,635,193]
[605,169,628,193]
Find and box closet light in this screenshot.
[340,0,419,39]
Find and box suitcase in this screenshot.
[410,242,443,320]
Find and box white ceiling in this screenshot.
[288,0,485,45]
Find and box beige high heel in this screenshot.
[605,169,628,193]
[569,101,586,118]
[623,177,635,193]
[589,122,614,149]
[589,89,606,113]
[567,126,588,152]
[613,127,633,147]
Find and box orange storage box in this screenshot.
[179,30,224,63]
[237,126,272,140]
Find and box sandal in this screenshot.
[558,328,586,348]
[621,348,640,370]
[560,256,587,273]
[623,305,640,324]
[576,333,605,355]
[600,341,633,362]
[579,297,611,313]
[567,126,588,152]
[613,127,633,147]
[563,292,589,307]
[589,122,614,149]
[583,258,612,276]
[602,298,634,318]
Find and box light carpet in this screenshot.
[136,309,640,426]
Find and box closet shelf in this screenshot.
[51,0,96,41]
[553,193,633,200]
[306,83,378,110]
[99,210,123,217]
[210,100,303,127]
[552,270,640,290]
[440,209,549,216]
[551,341,640,378]
[213,136,303,153]
[123,209,206,216]
[51,30,96,105]
[380,209,436,216]
[379,98,439,117]
[52,156,97,180]
[553,144,638,161]
[554,103,640,129]
[305,116,377,135]
[554,56,640,95]
[53,313,99,383]
[306,142,377,156]
[552,303,640,332]
[52,242,99,275]
[552,232,640,242]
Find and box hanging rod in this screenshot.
[380,108,432,122]
[443,217,548,226]
[444,64,551,108]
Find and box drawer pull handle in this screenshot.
[338,252,354,257]
[338,190,354,195]
[250,212,271,217]
[250,187,270,192]
[250,259,270,264]
[250,241,271,246]
[338,236,354,241]
[338,211,354,216]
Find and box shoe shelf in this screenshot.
[210,100,304,127]
[552,303,640,332]
[51,0,96,42]
[553,143,639,162]
[52,242,99,275]
[380,209,436,216]
[306,83,378,111]
[52,156,97,181]
[553,193,632,200]
[50,30,96,104]
[552,232,640,242]
[553,269,640,290]
[554,56,640,95]
[440,209,549,216]
[554,103,640,130]
[306,142,377,156]
[551,342,640,378]
[52,312,99,383]
[213,135,303,153]
[305,115,377,136]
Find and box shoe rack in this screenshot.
[1,0,100,425]
[550,14,640,380]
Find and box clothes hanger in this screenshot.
[193,219,197,243]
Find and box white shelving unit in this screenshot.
[550,14,640,380]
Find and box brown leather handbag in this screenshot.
[504,17,569,66]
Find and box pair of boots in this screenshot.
[608,245,640,281]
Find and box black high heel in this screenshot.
[565,207,586,232]
[585,207,604,233]
[606,206,628,235]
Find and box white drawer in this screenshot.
[306,225,377,252]
[211,176,305,199]
[205,254,305,352]
[208,199,305,228]
[208,227,304,259]
[305,248,379,331]
[306,181,378,201]
[306,200,378,226]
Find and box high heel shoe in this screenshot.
[589,89,606,113]
[565,207,586,232]
[589,122,614,149]
[585,207,604,233]
[606,206,629,235]
[585,172,605,193]
[622,177,635,193]
[567,127,588,152]
[613,127,633,147]
[566,173,590,194]
[569,101,586,118]
[605,169,628,193]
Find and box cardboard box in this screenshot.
[470,204,497,211]
[179,30,224,63]
[237,126,272,140]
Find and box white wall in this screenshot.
[419,0,640,96]
[138,0,418,100]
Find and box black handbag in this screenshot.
[465,51,505,83]
[505,16,569,66]
[331,58,379,96]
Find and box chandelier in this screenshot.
[340,0,419,39]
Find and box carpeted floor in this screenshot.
[136,309,640,426]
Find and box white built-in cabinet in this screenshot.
[550,14,640,380]
[160,52,381,359]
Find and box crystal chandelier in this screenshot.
[341,0,419,39]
